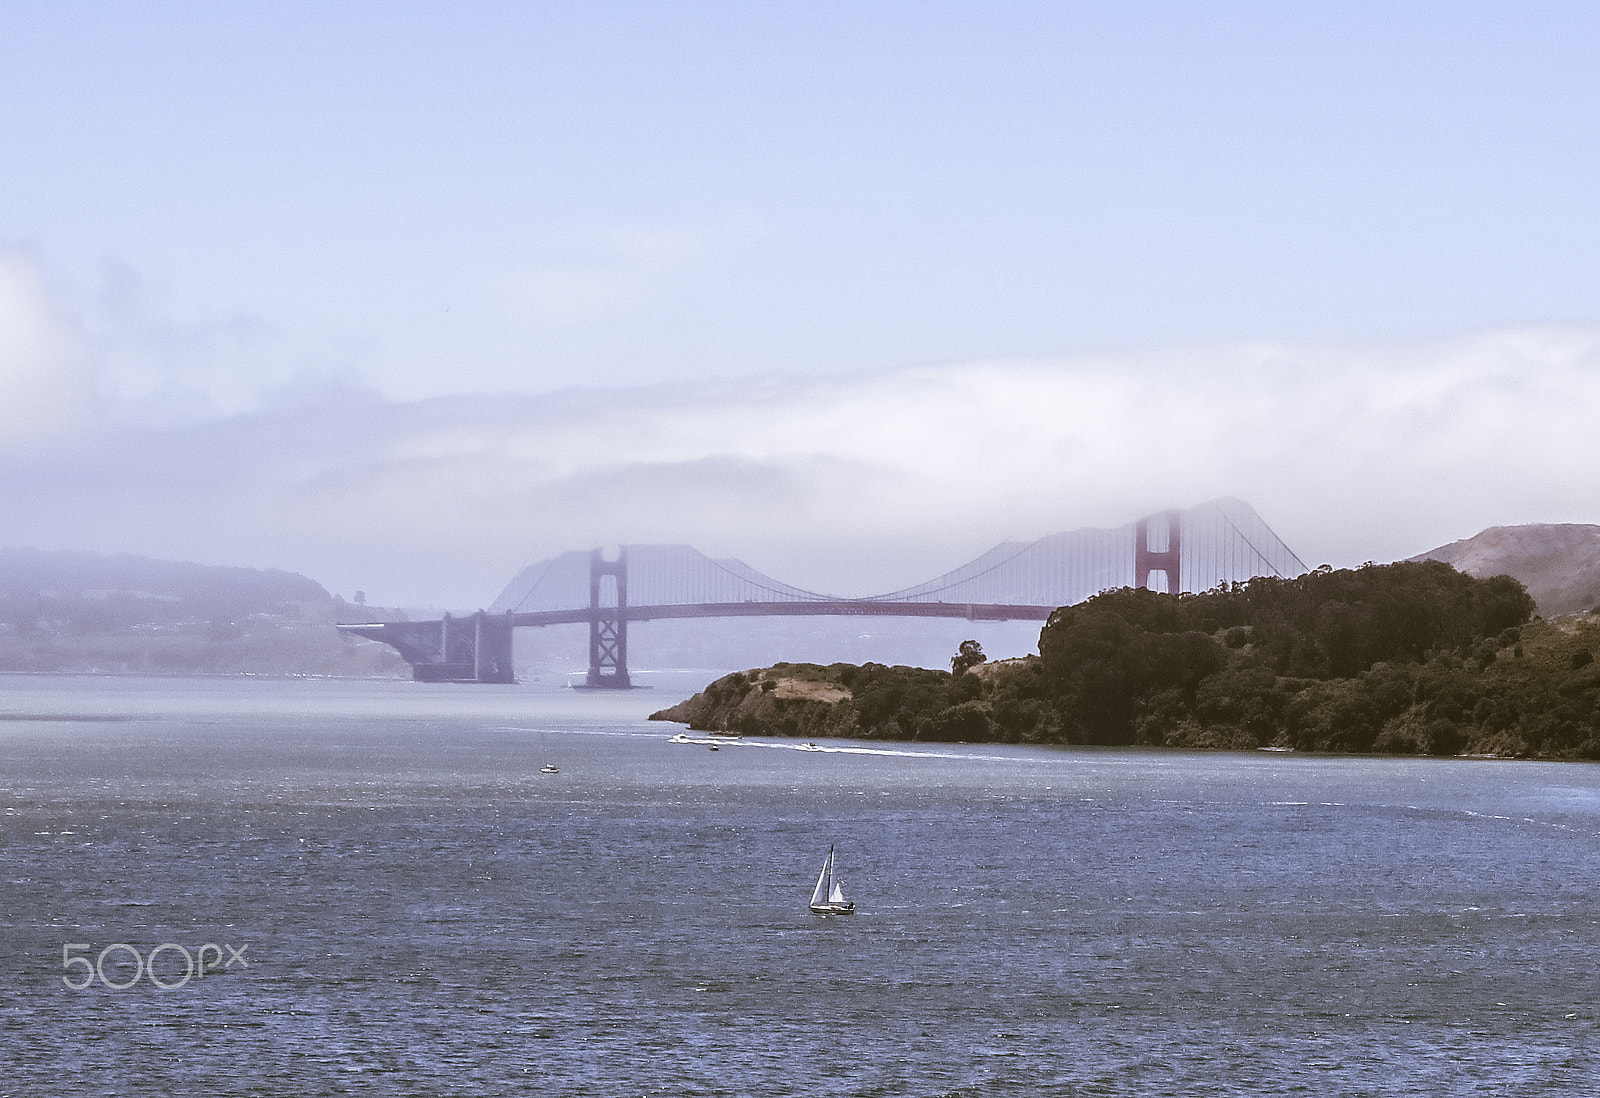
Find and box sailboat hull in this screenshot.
[809,902,855,915]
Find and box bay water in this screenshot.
[2,673,1598,1095]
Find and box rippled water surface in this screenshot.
[4,674,1600,1096]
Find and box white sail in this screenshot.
[810,850,832,906]
[828,879,845,904]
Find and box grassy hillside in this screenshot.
[1413,523,1600,616]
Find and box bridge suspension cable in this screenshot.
[488,497,1306,616]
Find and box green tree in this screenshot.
[951,638,987,676]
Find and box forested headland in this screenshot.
[651,560,1600,759]
[0,548,406,677]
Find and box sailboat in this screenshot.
[808,846,855,915]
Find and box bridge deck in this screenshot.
[337,601,1053,686]
[504,601,1056,627]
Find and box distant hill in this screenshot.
[0,548,406,677]
[1410,524,1600,617]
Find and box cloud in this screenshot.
[0,247,90,448]
[3,249,352,427]
[86,258,305,421]
[3,326,1599,606]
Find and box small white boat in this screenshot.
[540,764,559,774]
[808,845,855,916]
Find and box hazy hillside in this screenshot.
[0,548,407,677]
[1411,524,1600,617]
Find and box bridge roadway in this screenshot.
[505,600,1054,627]
[339,599,1055,687]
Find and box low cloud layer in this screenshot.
[2,320,1598,608]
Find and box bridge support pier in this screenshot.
[338,611,516,683]
[585,548,631,688]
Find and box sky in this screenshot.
[3,2,1600,608]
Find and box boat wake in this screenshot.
[666,732,1013,762]
[499,725,1014,761]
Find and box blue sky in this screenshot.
[4,3,1600,606]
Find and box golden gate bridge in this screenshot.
[339,497,1306,686]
